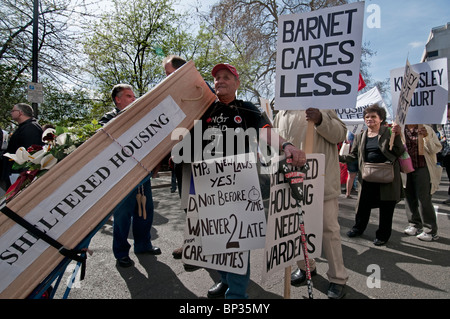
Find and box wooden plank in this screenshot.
[0,61,215,298]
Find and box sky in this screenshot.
[176,0,450,87]
[362,0,450,83]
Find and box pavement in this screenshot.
[52,170,450,302]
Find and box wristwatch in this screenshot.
[282,142,294,151]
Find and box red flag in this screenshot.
[358,73,366,91]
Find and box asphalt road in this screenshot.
[52,171,450,303]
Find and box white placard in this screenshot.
[335,86,391,126]
[275,2,365,110]
[191,153,266,255]
[263,154,324,281]
[0,95,186,293]
[391,58,448,125]
[182,201,249,275]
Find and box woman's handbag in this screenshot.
[362,162,394,183]
[398,145,415,174]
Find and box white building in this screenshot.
[421,22,450,103]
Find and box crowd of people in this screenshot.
[1,57,448,300]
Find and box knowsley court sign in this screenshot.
[275,2,365,110]
[391,58,448,125]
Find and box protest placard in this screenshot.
[391,58,448,125]
[275,2,365,110]
[389,59,420,150]
[182,201,249,275]
[335,86,391,127]
[262,154,324,281]
[190,153,266,255]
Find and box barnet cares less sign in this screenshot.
[275,2,364,110]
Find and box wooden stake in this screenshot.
[284,266,291,299]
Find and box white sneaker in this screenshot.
[404,226,419,236]
[416,232,439,242]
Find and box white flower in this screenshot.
[40,154,58,170]
[3,147,31,165]
[56,133,69,145]
[29,149,47,164]
[64,145,76,155]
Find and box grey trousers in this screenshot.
[405,167,438,234]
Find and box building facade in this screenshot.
[421,22,450,103]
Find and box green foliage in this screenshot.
[81,0,182,97]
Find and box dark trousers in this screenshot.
[405,167,438,234]
[112,176,154,259]
[443,155,450,195]
[353,181,396,241]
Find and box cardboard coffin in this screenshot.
[0,61,216,298]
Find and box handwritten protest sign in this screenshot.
[391,58,448,125]
[393,60,421,126]
[263,155,324,281]
[190,153,266,255]
[182,201,249,275]
[275,2,364,110]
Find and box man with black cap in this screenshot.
[194,63,306,299]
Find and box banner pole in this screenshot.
[284,266,291,299]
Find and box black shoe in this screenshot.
[183,263,201,272]
[207,282,228,299]
[290,268,317,286]
[347,229,362,238]
[327,283,346,299]
[136,246,162,255]
[373,238,387,246]
[117,256,134,268]
[172,247,183,259]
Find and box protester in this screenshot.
[439,103,450,204]
[403,124,442,241]
[274,108,349,299]
[162,55,187,200]
[341,104,405,246]
[175,63,305,299]
[161,55,191,261]
[100,84,161,268]
[162,54,186,76]
[4,103,44,188]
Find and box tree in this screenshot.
[202,0,379,105]
[81,0,187,103]
[0,0,94,129]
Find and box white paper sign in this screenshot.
[391,58,448,125]
[0,95,186,293]
[263,154,324,281]
[335,87,391,126]
[275,2,365,110]
[182,202,249,275]
[191,153,266,255]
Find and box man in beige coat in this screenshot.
[273,108,348,299]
